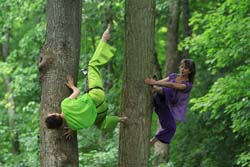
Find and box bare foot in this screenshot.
[150,137,159,145]
[119,116,128,123]
[101,24,111,42]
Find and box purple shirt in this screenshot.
[163,73,192,122]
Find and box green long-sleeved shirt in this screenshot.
[62,94,96,130]
[61,41,119,131]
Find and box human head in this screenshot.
[180,59,196,83]
[45,113,63,129]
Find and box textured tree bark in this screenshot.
[2,27,20,155]
[39,0,82,166]
[118,0,155,166]
[166,0,181,76]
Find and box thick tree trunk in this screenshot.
[39,1,82,166]
[182,0,191,58]
[118,0,155,166]
[2,27,20,155]
[166,0,181,76]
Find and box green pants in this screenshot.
[87,41,119,132]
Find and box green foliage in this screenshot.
[78,128,119,167]
[0,0,44,166]
[172,0,250,166]
[1,0,249,166]
[186,0,249,74]
[189,68,250,166]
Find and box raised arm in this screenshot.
[66,75,80,99]
[101,24,111,42]
[144,77,187,90]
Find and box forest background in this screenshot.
[0,0,249,166]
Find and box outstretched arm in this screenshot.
[101,24,111,42]
[66,75,80,99]
[144,77,187,90]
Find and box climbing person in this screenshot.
[144,59,196,148]
[45,24,127,139]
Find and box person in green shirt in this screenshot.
[45,24,127,139]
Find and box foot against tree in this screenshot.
[45,24,127,139]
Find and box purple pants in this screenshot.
[153,93,176,144]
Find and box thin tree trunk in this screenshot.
[38,0,82,166]
[182,0,191,58]
[153,120,169,164]
[118,0,155,166]
[152,51,169,165]
[2,27,20,155]
[166,0,181,76]
[153,52,162,79]
[89,27,96,51]
[104,3,114,89]
[153,0,181,164]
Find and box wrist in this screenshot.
[101,37,107,42]
[71,86,79,91]
[73,86,80,91]
[153,80,157,85]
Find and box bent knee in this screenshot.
[88,89,105,105]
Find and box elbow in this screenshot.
[171,83,186,90]
[76,88,80,95]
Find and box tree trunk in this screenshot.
[182,0,191,58]
[118,0,155,166]
[152,52,169,165]
[153,0,181,164]
[104,3,114,89]
[153,120,169,164]
[166,0,181,76]
[153,52,162,79]
[2,27,20,155]
[39,1,82,166]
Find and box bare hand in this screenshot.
[63,127,73,140]
[101,24,111,42]
[144,78,156,85]
[66,75,75,88]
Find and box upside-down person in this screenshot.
[45,24,127,139]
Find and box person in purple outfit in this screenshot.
[144,59,196,148]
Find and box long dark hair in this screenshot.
[45,115,63,129]
[181,59,196,83]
